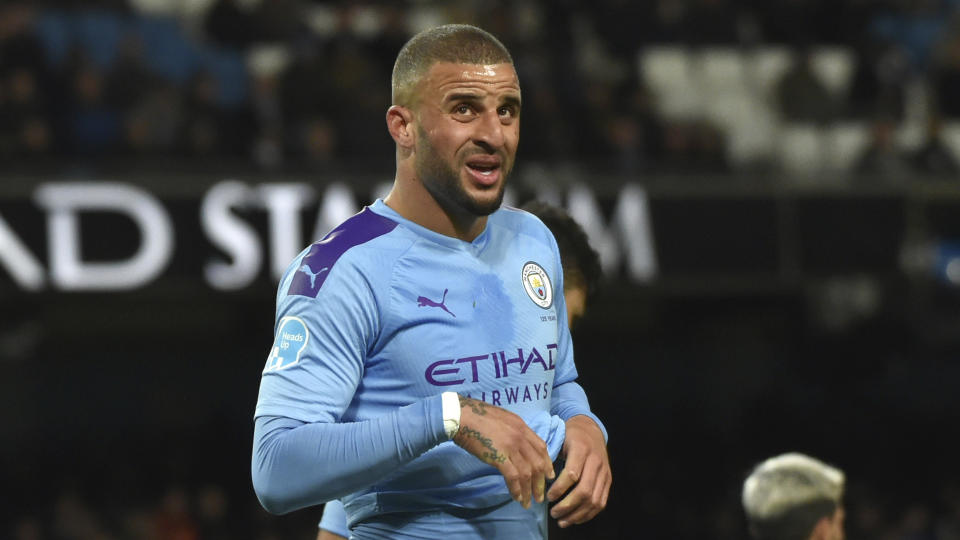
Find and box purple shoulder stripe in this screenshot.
[287,208,398,297]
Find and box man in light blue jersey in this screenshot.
[252,24,611,539]
[315,200,605,540]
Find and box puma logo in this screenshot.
[298,264,329,288]
[417,288,456,318]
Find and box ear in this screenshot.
[808,515,833,540]
[386,105,415,149]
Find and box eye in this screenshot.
[454,104,472,115]
[498,105,517,118]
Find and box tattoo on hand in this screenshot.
[458,426,507,464]
[458,395,490,416]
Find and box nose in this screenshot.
[472,110,505,151]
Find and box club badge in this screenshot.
[521,261,553,309]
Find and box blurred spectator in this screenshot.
[911,113,960,176]
[589,0,651,57]
[776,47,837,125]
[0,4,51,157]
[896,503,936,540]
[932,23,960,119]
[659,119,729,175]
[753,0,830,46]
[634,0,691,43]
[0,4,47,73]
[53,491,110,540]
[123,81,183,155]
[106,32,155,111]
[323,34,393,165]
[847,38,910,120]
[254,0,305,43]
[935,484,960,540]
[289,116,339,169]
[12,517,42,540]
[869,0,950,75]
[66,56,122,156]
[360,5,410,75]
[1,67,52,156]
[248,51,287,170]
[196,484,236,540]
[685,0,743,45]
[853,115,914,180]
[601,77,665,174]
[5,0,960,175]
[153,486,199,540]
[742,453,846,540]
[203,0,260,49]
[181,70,254,158]
[511,48,578,161]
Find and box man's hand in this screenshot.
[316,530,346,540]
[547,415,611,528]
[453,395,555,509]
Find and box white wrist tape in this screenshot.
[441,391,461,440]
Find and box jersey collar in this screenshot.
[368,199,492,251]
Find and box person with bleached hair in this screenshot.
[742,452,846,540]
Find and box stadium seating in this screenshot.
[634,44,960,175]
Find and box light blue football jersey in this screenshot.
[319,499,350,537]
[253,199,605,531]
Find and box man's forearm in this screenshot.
[551,381,608,442]
[252,396,447,514]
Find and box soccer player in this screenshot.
[252,24,611,540]
[742,452,846,540]
[315,200,604,540]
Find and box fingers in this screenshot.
[550,453,611,527]
[508,428,553,508]
[454,399,554,510]
[548,443,584,502]
[499,458,527,508]
[564,462,611,527]
[519,434,552,504]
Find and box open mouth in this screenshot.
[465,156,502,184]
[467,163,499,175]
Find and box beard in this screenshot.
[415,125,508,218]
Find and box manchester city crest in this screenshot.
[521,261,553,309]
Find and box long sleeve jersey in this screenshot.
[252,199,606,527]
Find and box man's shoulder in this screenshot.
[492,205,556,246]
[285,207,408,298]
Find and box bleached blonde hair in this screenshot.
[742,452,845,540]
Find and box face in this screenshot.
[565,284,587,328]
[412,62,521,218]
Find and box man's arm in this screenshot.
[252,397,447,514]
[253,393,557,515]
[551,381,608,442]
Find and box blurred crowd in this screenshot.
[9,479,960,540]
[8,1,960,539]
[3,0,960,177]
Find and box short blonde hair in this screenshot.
[391,24,513,107]
[742,453,845,540]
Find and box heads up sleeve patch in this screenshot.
[263,316,310,373]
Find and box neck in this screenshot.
[384,162,487,242]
